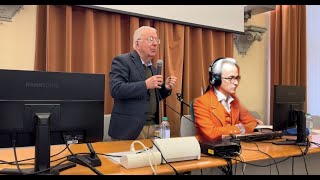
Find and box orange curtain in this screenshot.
[35,5,233,137]
[270,5,306,123]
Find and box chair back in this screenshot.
[180,99,196,137]
[103,114,112,141]
[249,111,261,119]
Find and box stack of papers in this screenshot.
[255,125,273,130]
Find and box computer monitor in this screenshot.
[0,69,105,174]
[272,85,307,146]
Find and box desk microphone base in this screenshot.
[67,154,101,167]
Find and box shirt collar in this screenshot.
[141,59,153,67]
[213,87,234,104]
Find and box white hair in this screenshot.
[211,57,239,75]
[133,26,157,49]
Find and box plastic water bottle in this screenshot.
[306,113,313,131]
[160,117,170,139]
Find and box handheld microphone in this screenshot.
[156,60,163,75]
[155,59,163,99]
[155,60,163,123]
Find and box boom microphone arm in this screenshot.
[176,93,190,107]
[162,100,194,124]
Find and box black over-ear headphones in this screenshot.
[209,57,225,86]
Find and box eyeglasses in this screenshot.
[222,76,241,83]
[139,36,160,44]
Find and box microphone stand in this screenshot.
[154,92,194,124]
[173,93,194,124]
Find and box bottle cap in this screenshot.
[162,117,168,121]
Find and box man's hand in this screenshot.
[256,119,264,125]
[145,75,163,89]
[235,123,246,134]
[165,76,177,90]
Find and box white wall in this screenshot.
[306,5,320,116]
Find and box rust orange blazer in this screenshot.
[193,88,257,142]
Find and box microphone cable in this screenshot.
[161,99,194,124]
[155,81,195,125]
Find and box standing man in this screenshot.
[108,26,177,140]
[193,57,257,142]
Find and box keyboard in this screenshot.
[230,131,283,142]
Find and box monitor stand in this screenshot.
[272,139,308,146]
[273,110,308,146]
[0,113,76,175]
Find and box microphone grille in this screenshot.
[157,59,163,66]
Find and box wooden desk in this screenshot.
[1,135,320,175]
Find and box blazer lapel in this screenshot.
[130,51,146,80]
[209,90,225,126]
[230,96,240,125]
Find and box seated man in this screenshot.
[193,57,257,142]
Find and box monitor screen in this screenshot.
[272,85,307,145]
[0,69,105,174]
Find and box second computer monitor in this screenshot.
[273,85,305,132]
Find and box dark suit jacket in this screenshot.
[108,51,171,140]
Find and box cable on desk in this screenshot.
[96,152,121,158]
[241,148,279,175]
[130,140,158,175]
[289,136,310,175]
[206,152,290,169]
[269,159,272,175]
[151,140,180,175]
[234,156,238,175]
[218,158,232,175]
[241,138,279,175]
[292,157,295,175]
[50,154,73,163]
[310,141,320,147]
[229,156,292,175]
[201,153,292,175]
[28,159,70,175]
[0,159,34,166]
[212,152,235,175]
[0,144,69,166]
[65,142,103,175]
[264,139,309,174]
[234,152,245,175]
[12,135,24,175]
[298,146,309,175]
